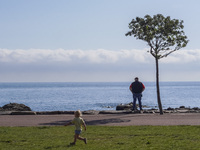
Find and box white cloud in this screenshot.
[0,48,200,82]
[0,48,200,64]
[161,49,200,63]
[0,48,153,64]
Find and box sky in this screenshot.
[0,0,200,82]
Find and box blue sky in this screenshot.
[0,0,200,82]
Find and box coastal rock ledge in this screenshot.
[116,103,200,113]
[1,103,200,115]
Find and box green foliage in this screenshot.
[1,126,200,150]
[126,14,189,59]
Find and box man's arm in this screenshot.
[142,83,145,92]
[129,84,133,93]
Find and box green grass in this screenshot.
[0,126,200,150]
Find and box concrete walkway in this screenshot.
[1,113,200,126]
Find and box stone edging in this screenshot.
[1,108,200,115]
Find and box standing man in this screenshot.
[129,77,145,112]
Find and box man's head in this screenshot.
[135,77,139,81]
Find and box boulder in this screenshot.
[167,107,174,110]
[116,102,132,110]
[192,107,200,110]
[116,102,150,111]
[116,105,132,110]
[179,106,185,109]
[1,103,31,111]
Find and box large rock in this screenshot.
[116,102,149,111]
[1,103,31,111]
[116,102,132,110]
[116,105,132,110]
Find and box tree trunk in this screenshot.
[155,58,163,115]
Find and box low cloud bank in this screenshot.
[0,48,152,64]
[0,48,200,82]
[0,48,199,64]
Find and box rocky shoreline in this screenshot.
[0,103,200,115]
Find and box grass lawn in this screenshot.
[0,126,200,150]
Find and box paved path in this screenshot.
[1,113,200,126]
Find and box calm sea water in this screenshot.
[0,82,200,111]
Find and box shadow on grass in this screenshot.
[39,118,130,126]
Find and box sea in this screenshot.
[0,82,200,111]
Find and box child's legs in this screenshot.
[73,134,84,143]
[74,130,85,141]
[73,134,77,143]
[76,134,85,141]
[73,130,81,143]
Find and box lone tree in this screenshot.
[126,14,189,114]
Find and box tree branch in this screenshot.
[159,49,178,58]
